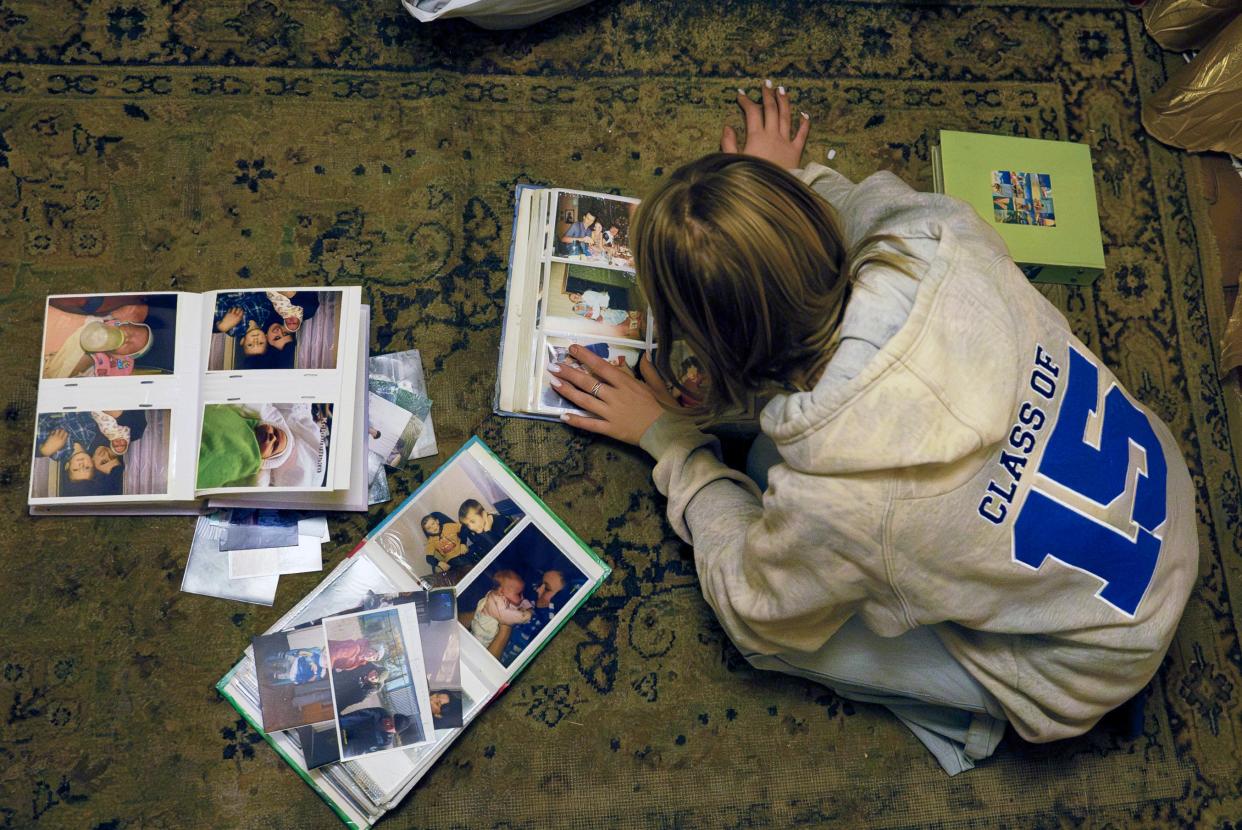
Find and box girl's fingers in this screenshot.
[736,88,762,136]
[793,110,811,150]
[567,344,632,389]
[548,375,608,416]
[551,361,609,401]
[776,84,791,139]
[760,80,778,131]
[721,124,739,153]
[559,412,614,435]
[638,354,679,406]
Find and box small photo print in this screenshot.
[456,523,587,669]
[31,409,171,499]
[417,589,464,729]
[371,448,526,588]
[551,192,637,271]
[42,294,179,379]
[208,289,342,371]
[253,625,335,732]
[543,262,647,342]
[196,402,333,490]
[666,340,711,408]
[538,335,643,414]
[991,170,1055,227]
[324,605,434,760]
[368,350,436,464]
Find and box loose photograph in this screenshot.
[253,625,335,732]
[372,449,525,587]
[196,402,333,490]
[42,294,179,379]
[551,192,637,271]
[538,335,643,414]
[541,262,647,342]
[324,605,434,760]
[416,589,464,729]
[369,350,436,462]
[31,409,171,499]
[208,289,342,371]
[456,523,587,668]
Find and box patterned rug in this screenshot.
[1,1,1240,828]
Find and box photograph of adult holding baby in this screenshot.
[547,83,1198,775]
[41,293,179,379]
[208,289,340,371]
[31,408,170,498]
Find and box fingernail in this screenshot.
[800,111,810,120]
[559,414,571,422]
[548,363,561,373]
[549,377,562,388]
[764,79,772,88]
[777,85,785,95]
[737,87,746,96]
[827,148,837,160]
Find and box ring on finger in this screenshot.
[589,381,603,399]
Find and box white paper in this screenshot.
[227,535,323,579]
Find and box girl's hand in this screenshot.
[551,347,678,445]
[721,79,810,170]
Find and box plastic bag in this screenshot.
[400,0,595,30]
[1143,0,1242,52]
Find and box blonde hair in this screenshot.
[633,153,907,417]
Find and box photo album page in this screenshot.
[30,287,364,513]
[217,437,610,828]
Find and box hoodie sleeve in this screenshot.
[639,414,872,656]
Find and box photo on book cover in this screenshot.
[550,192,637,271]
[42,293,179,379]
[31,409,171,499]
[324,605,435,760]
[196,402,333,490]
[991,170,1056,227]
[541,262,648,342]
[538,335,643,414]
[208,289,342,371]
[371,449,525,587]
[253,625,334,732]
[457,522,587,668]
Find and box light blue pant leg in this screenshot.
[743,435,1008,775]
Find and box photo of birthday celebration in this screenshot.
[372,450,525,587]
[551,192,637,271]
[208,289,342,371]
[196,402,333,490]
[324,606,432,760]
[30,409,171,500]
[456,522,587,668]
[41,294,179,379]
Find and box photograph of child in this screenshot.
[371,450,525,587]
[542,262,648,342]
[456,523,586,668]
[31,409,171,499]
[552,192,637,271]
[539,336,642,413]
[252,625,335,732]
[324,605,434,760]
[208,289,342,371]
[991,170,1056,227]
[196,402,333,490]
[667,340,711,408]
[42,294,179,379]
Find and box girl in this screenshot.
[421,512,468,573]
[547,82,1199,775]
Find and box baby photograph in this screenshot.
[207,289,342,371]
[371,449,526,588]
[324,605,434,760]
[196,402,334,491]
[253,625,336,732]
[538,335,643,414]
[542,262,648,342]
[551,192,637,271]
[31,409,171,499]
[456,523,587,669]
[42,293,179,379]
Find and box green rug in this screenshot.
[2,1,1240,827]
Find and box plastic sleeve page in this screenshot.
[196,287,361,495]
[31,292,204,504]
[497,186,537,411]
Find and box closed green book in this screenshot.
[932,130,1105,286]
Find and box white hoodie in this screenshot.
[638,164,1199,744]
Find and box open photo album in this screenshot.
[495,185,755,424]
[30,288,367,514]
[218,438,610,828]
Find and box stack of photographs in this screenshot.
[217,438,610,828]
[365,350,438,506]
[30,288,369,514]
